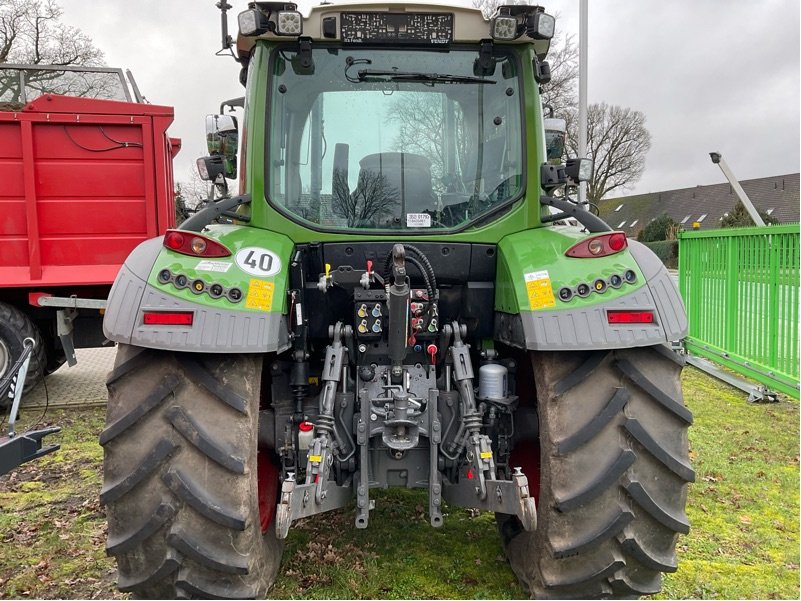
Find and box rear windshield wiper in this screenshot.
[356,69,496,85]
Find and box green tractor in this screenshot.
[100,2,693,598]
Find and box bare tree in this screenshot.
[472,0,501,19]
[1,0,106,102]
[0,0,103,64]
[475,0,579,117]
[541,33,578,118]
[332,168,399,228]
[568,102,651,204]
[393,2,652,205]
[175,167,212,212]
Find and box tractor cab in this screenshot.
[199,1,569,236]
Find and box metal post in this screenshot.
[578,0,588,207]
[709,153,766,227]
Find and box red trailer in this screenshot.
[0,65,180,394]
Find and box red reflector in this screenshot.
[607,310,655,324]
[143,311,194,326]
[608,232,627,251]
[164,231,184,250]
[299,421,314,432]
[467,469,474,480]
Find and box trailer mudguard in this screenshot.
[103,226,292,353]
[494,229,687,350]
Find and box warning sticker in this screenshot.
[524,270,557,310]
[195,260,232,273]
[406,213,432,228]
[245,279,275,311]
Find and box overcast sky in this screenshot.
[57,0,800,198]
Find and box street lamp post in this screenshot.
[578,0,588,207]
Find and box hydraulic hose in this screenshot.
[403,244,438,293]
[382,244,437,300]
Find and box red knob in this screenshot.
[426,344,438,365]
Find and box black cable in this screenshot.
[63,125,142,153]
[98,125,143,148]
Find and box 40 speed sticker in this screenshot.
[235,247,282,277]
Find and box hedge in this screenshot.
[643,240,678,269]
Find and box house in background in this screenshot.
[597,173,800,238]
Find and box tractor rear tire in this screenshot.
[498,345,693,599]
[101,344,283,599]
[0,301,46,404]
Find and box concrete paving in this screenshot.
[22,346,117,409]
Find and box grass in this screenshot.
[0,366,798,599]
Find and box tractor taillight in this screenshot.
[566,232,628,258]
[143,311,194,326]
[163,230,231,258]
[607,310,654,324]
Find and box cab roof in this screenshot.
[235,1,552,59]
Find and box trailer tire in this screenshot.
[0,301,46,404]
[101,344,283,599]
[498,345,693,599]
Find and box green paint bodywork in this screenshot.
[146,225,293,314]
[147,40,631,320]
[495,226,645,313]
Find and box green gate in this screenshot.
[678,224,800,399]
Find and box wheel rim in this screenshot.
[257,450,279,533]
[0,338,10,379]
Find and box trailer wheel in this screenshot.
[498,345,693,599]
[101,344,283,599]
[0,301,46,404]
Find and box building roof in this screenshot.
[597,173,800,237]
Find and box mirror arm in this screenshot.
[180,194,251,232]
[541,211,571,223]
[540,195,611,233]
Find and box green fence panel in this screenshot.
[679,224,800,398]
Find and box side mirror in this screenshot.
[205,114,238,178]
[544,117,566,163]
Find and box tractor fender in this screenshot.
[627,239,688,339]
[494,236,687,351]
[103,235,290,354]
[103,237,162,345]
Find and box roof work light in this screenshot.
[492,15,518,40]
[238,8,270,36]
[526,12,555,40]
[490,5,555,42]
[276,10,302,35]
[238,3,302,37]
